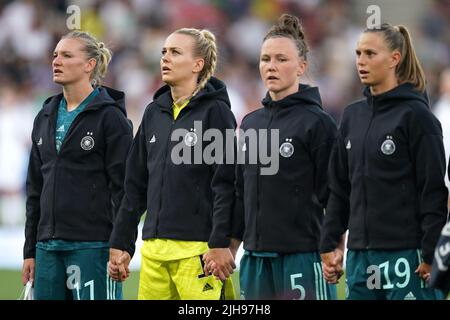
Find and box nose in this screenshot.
[161,53,169,63]
[53,55,61,67]
[357,55,366,67]
[267,60,276,72]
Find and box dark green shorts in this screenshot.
[346,249,444,300]
[34,247,122,300]
[239,251,337,300]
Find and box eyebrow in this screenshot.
[162,46,183,51]
[355,48,377,53]
[261,53,288,57]
[53,50,73,54]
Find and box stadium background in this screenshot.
[1,0,449,299]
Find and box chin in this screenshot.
[359,78,372,86]
[161,75,173,85]
[53,78,65,85]
[266,84,280,92]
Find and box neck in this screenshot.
[370,77,399,96]
[63,82,94,111]
[170,79,198,104]
[269,82,299,102]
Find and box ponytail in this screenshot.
[396,25,426,92]
[364,23,426,92]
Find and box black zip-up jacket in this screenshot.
[24,87,133,259]
[320,83,448,264]
[109,77,237,256]
[232,84,338,253]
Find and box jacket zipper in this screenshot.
[156,103,194,235]
[45,109,58,238]
[157,111,176,236]
[51,132,58,239]
[361,96,375,248]
[58,109,93,152]
[50,108,94,238]
[256,105,276,249]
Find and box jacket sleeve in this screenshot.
[409,110,448,264]
[319,130,351,253]
[103,108,133,219]
[309,115,338,208]
[23,116,43,259]
[231,129,245,241]
[109,110,149,257]
[207,102,237,248]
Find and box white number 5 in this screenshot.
[290,273,306,300]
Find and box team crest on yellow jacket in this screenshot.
[381,135,395,155]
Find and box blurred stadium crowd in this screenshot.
[1,0,450,226]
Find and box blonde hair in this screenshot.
[174,28,218,99]
[364,23,426,92]
[62,31,112,86]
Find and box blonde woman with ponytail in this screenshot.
[22,31,133,299]
[320,23,447,300]
[108,28,238,300]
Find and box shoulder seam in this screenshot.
[240,107,263,125]
[403,101,439,137]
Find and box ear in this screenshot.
[297,58,307,77]
[389,50,401,69]
[85,58,97,75]
[192,58,205,74]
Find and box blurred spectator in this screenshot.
[433,68,450,202]
[0,84,34,226]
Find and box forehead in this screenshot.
[54,38,85,52]
[357,32,388,50]
[261,37,298,55]
[164,33,195,50]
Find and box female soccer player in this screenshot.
[108,28,237,300]
[22,31,133,300]
[211,14,338,300]
[320,23,447,300]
